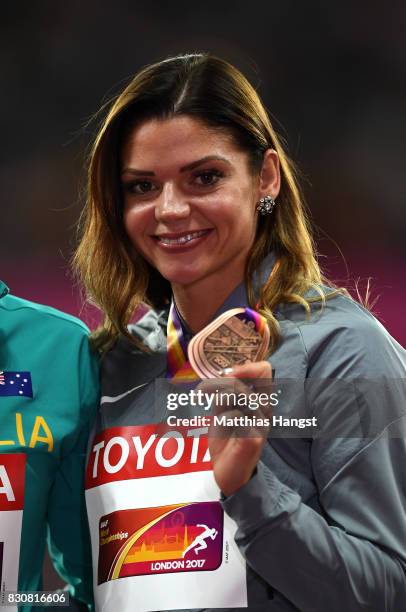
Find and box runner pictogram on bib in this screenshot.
[98,501,223,583]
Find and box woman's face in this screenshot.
[121,115,275,291]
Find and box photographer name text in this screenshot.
[166,415,318,429]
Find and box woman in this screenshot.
[0,280,98,611]
[76,54,406,611]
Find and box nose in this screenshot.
[154,183,191,222]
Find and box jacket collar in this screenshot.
[0,281,9,300]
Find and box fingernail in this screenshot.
[221,367,234,376]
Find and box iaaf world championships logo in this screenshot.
[97,501,223,584]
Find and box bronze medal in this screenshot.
[187,308,270,378]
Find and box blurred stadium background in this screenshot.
[1,0,405,592]
[2,2,405,344]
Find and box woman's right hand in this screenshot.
[200,361,273,497]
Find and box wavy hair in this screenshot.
[74,53,333,353]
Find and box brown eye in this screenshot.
[193,169,224,186]
[123,180,156,195]
[133,180,154,194]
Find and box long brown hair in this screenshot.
[74,53,329,353]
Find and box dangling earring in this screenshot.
[257,195,276,215]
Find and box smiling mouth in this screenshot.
[154,229,211,245]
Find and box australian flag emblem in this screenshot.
[0,371,33,398]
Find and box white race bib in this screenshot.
[0,453,25,611]
[86,425,247,611]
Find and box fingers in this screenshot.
[222,360,272,380]
[208,406,270,441]
[197,375,249,398]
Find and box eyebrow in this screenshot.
[121,155,231,177]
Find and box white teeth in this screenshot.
[158,230,207,245]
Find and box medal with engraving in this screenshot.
[188,308,270,378]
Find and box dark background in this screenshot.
[1,2,405,343]
[1,0,405,589]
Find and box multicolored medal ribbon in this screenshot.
[167,303,270,380]
[166,303,198,381]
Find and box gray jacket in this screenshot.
[96,286,406,611]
